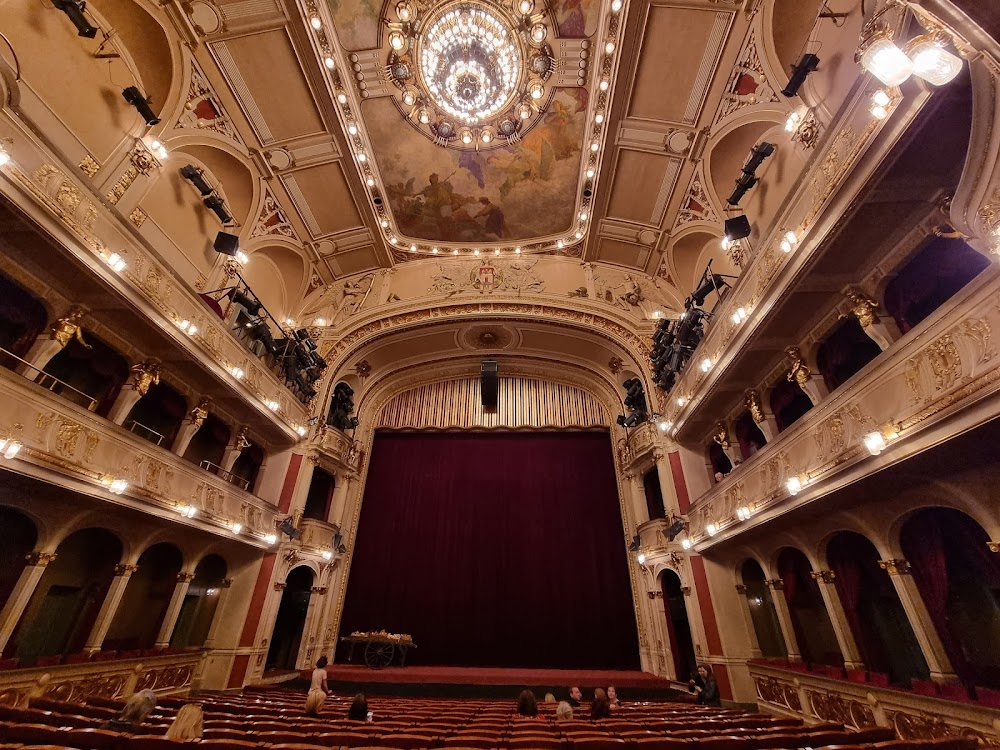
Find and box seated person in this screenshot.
[688,664,721,707]
[543,692,556,703]
[165,704,203,740]
[556,701,573,721]
[516,689,538,717]
[567,686,583,707]
[590,688,611,720]
[348,693,369,721]
[607,686,620,708]
[101,690,157,732]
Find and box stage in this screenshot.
[305,665,682,700]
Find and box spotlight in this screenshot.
[279,517,302,540]
[743,141,775,174]
[204,194,232,224]
[122,86,160,126]
[908,37,963,86]
[53,0,98,38]
[213,231,240,257]
[781,53,820,98]
[724,214,752,241]
[628,534,641,552]
[664,517,686,541]
[727,172,758,206]
[227,288,262,315]
[181,165,213,195]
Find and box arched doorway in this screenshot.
[302,468,335,521]
[266,566,314,670]
[776,547,842,667]
[105,542,184,651]
[660,570,697,681]
[826,531,928,685]
[739,559,786,658]
[10,528,122,664]
[171,554,228,649]
[0,508,38,613]
[123,381,188,448]
[642,467,666,520]
[900,508,1000,690]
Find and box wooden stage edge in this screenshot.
[316,665,676,690]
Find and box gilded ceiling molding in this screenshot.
[250,183,300,241]
[175,59,246,149]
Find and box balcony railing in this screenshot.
[1,347,98,412]
[0,365,278,544]
[199,460,251,492]
[124,419,166,446]
[749,661,1000,743]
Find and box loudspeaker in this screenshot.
[724,215,752,241]
[214,231,240,256]
[481,359,498,412]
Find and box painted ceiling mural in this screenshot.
[363,90,588,243]
[327,0,601,244]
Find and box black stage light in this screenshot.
[203,194,232,224]
[664,517,687,541]
[628,534,641,552]
[743,141,775,175]
[122,86,160,126]
[53,0,98,37]
[666,344,688,372]
[616,415,628,427]
[690,275,730,307]
[782,53,820,98]
[278,518,302,540]
[227,288,261,316]
[181,165,214,195]
[213,231,240,256]
[727,173,758,206]
[724,214,752,240]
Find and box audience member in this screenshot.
[689,664,721,706]
[165,704,204,740]
[607,686,620,708]
[556,701,574,721]
[516,689,538,717]
[348,693,369,721]
[591,687,611,719]
[567,686,583,707]
[102,690,157,732]
[305,656,330,715]
[543,693,556,703]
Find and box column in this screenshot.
[625,472,648,527]
[17,307,89,377]
[745,390,778,442]
[879,558,958,682]
[766,579,802,662]
[299,585,328,669]
[735,584,763,659]
[653,452,680,517]
[798,376,828,407]
[107,362,160,425]
[287,455,317,518]
[201,579,233,650]
[172,401,209,457]
[847,291,896,351]
[154,572,195,648]
[83,563,137,654]
[221,429,249,473]
[0,552,57,654]
[811,569,864,670]
[329,472,354,527]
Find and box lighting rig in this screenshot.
[650,261,735,394]
[328,382,359,431]
[726,141,775,207]
[181,164,235,225]
[616,378,648,429]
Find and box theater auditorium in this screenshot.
[0,0,999,748]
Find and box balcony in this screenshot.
[298,517,339,553]
[316,425,361,472]
[686,268,1000,548]
[0,364,279,546]
[749,661,1000,742]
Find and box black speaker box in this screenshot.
[481,360,499,412]
[724,215,752,241]
[214,231,240,256]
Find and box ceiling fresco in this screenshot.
[365,89,587,243]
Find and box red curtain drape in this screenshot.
[337,430,641,670]
[827,537,886,674]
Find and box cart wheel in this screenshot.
[364,641,394,669]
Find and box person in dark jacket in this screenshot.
[688,664,721,706]
[348,693,369,721]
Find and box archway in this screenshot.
[739,559,786,658]
[266,566,314,670]
[171,554,228,649]
[826,532,928,685]
[231,442,265,494]
[0,508,38,613]
[9,528,122,664]
[302,468,335,521]
[734,411,766,460]
[183,414,231,470]
[660,569,697,681]
[769,379,813,433]
[105,542,184,651]
[42,334,129,415]
[0,274,47,369]
[816,318,882,392]
[900,508,1000,690]
[707,443,732,482]
[123,380,188,448]
[776,547,842,667]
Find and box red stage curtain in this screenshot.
[338,430,641,670]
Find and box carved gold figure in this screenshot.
[846,289,879,328]
[52,309,91,349]
[785,346,811,388]
[130,362,161,396]
[711,421,730,449]
[190,399,210,428]
[745,389,765,424]
[235,428,251,451]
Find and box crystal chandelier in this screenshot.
[385,0,555,149]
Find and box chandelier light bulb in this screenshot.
[605,41,615,55]
[530,23,546,43]
[586,168,595,178]
[611,0,622,10]
[590,141,599,152]
[575,231,583,239]
[514,246,521,253]
[681,538,692,550]
[432,247,439,253]
[396,1,412,20]
[529,82,544,100]
[367,176,376,187]
[310,15,322,29]
[676,395,688,407]
[389,31,407,51]
[402,89,416,106]
[518,0,532,13]
[325,56,336,69]
[418,108,431,124]
[518,103,533,119]
[480,127,494,143]
[296,425,307,436]
[872,90,891,108]
[0,146,9,167]
[784,110,801,133]
[264,533,278,545]
[494,248,500,255]
[700,357,712,373]
[579,211,588,221]
[473,249,480,256]
[231,522,243,534]
[909,38,963,86]
[595,112,604,124]
[357,151,367,162]
[636,552,646,565]
[599,78,609,91]
[337,92,348,104]
[706,523,717,537]
[452,248,459,255]
[861,38,913,87]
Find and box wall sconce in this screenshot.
[263,533,278,545]
[786,476,803,495]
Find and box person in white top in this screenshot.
[304,656,330,715]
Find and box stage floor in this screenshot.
[317,665,676,697]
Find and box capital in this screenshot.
[784,346,811,388]
[846,289,879,327]
[176,572,196,583]
[114,563,139,577]
[129,361,161,396]
[877,559,911,575]
[766,578,785,591]
[189,399,210,428]
[810,569,837,584]
[25,551,58,567]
